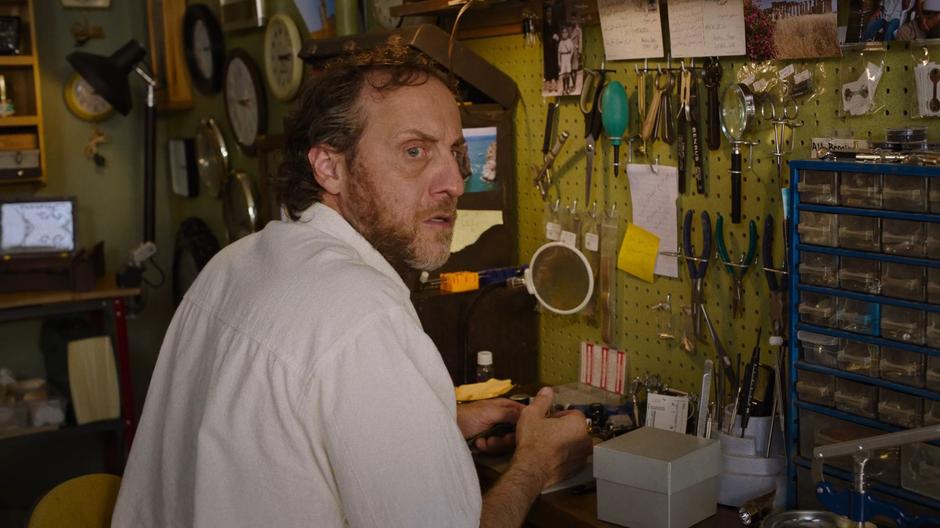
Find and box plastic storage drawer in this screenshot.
[798,331,839,367]
[799,252,838,287]
[837,298,878,335]
[881,262,926,302]
[840,172,882,209]
[882,174,928,212]
[878,389,923,428]
[882,219,926,257]
[799,292,837,328]
[798,212,839,247]
[881,306,926,345]
[838,340,879,377]
[834,378,878,419]
[838,257,880,294]
[879,347,925,387]
[839,215,881,252]
[796,369,835,406]
[798,170,838,205]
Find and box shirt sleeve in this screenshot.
[310,306,482,528]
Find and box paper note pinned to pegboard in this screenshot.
[667,0,746,58]
[627,164,679,278]
[597,0,664,61]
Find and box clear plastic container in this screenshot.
[835,378,878,418]
[882,219,926,257]
[879,347,925,387]
[927,312,940,349]
[838,257,880,294]
[925,398,940,426]
[798,212,839,247]
[800,409,899,485]
[837,298,878,335]
[881,262,926,302]
[838,340,880,377]
[928,223,940,259]
[927,355,940,386]
[881,305,926,345]
[838,215,881,252]
[878,388,923,428]
[799,252,839,287]
[798,331,840,368]
[930,177,940,213]
[796,370,835,406]
[928,268,940,305]
[799,292,837,327]
[840,172,882,209]
[901,443,940,501]
[798,170,838,205]
[882,175,928,212]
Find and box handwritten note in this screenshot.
[667,0,745,58]
[627,164,679,278]
[598,0,664,61]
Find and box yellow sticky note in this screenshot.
[617,223,660,283]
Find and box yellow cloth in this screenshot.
[617,222,659,283]
[455,378,513,401]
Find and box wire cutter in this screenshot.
[580,68,608,203]
[763,214,787,340]
[716,214,758,318]
[683,210,711,340]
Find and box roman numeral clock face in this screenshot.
[223,49,267,156]
[263,14,303,102]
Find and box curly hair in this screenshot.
[276,37,454,221]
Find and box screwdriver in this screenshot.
[739,328,763,437]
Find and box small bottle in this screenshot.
[475,351,494,382]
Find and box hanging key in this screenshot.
[704,57,722,151]
[641,71,670,143]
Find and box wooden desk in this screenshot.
[0,277,141,445]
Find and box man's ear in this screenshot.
[308,145,344,196]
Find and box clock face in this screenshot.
[183,4,225,94]
[263,14,303,101]
[194,117,229,198]
[63,74,113,121]
[224,50,267,155]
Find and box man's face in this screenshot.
[338,77,466,271]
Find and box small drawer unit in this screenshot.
[928,223,940,259]
[796,369,835,406]
[879,347,925,387]
[882,219,926,257]
[926,399,940,426]
[928,268,940,305]
[878,389,923,428]
[798,330,839,367]
[800,409,900,485]
[882,174,928,212]
[838,257,880,294]
[880,262,926,302]
[838,215,881,252]
[838,340,880,377]
[798,212,839,247]
[799,252,839,287]
[881,305,926,345]
[840,171,883,209]
[928,313,940,349]
[837,298,878,335]
[798,170,838,205]
[799,292,837,328]
[835,378,878,419]
[928,356,940,388]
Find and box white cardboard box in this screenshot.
[593,427,721,528]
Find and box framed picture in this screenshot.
[61,0,111,7]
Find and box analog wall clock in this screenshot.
[263,14,303,101]
[63,73,113,121]
[183,4,225,94]
[194,117,229,198]
[223,49,267,156]
[222,170,260,243]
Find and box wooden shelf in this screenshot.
[0,55,33,66]
[0,115,37,127]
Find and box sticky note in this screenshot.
[617,223,660,283]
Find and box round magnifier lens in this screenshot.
[525,242,594,315]
[720,85,747,141]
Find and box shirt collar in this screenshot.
[296,202,409,294]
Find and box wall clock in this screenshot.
[223,49,267,156]
[194,117,229,198]
[370,0,402,30]
[183,4,225,94]
[263,14,303,101]
[63,73,113,122]
[222,170,260,243]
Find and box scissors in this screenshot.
[580,67,608,203]
[760,98,803,185]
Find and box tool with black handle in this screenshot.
[739,328,763,437]
[703,57,722,151]
[542,102,559,157]
[690,71,706,194]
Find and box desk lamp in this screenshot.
[67,40,159,288]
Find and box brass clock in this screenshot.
[63,73,113,122]
[263,14,303,102]
[194,117,229,198]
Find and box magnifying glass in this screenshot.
[720,83,756,224]
[521,241,594,315]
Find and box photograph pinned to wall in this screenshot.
[745,0,840,60]
[462,126,498,194]
[542,0,587,97]
[841,0,939,43]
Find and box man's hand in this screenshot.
[457,398,523,455]
[511,386,593,489]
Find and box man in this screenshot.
[112,41,592,527]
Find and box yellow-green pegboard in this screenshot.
[465,32,939,396]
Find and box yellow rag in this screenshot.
[455,378,513,401]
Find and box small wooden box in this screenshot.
[0,132,37,150]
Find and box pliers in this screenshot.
[716,214,758,318]
[683,210,712,340]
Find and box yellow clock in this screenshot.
[263,14,303,102]
[63,73,113,122]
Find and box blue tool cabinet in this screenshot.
[787,160,940,515]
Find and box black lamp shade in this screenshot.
[66,40,146,115]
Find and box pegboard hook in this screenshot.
[590,200,598,219]
[606,203,617,219]
[650,155,660,174]
[551,198,560,213]
[568,199,578,214]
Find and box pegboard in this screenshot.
[464,32,940,396]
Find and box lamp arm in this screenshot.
[135,65,158,246]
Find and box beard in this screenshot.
[342,160,457,271]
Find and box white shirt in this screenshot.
[112,203,482,527]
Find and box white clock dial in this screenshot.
[193,19,213,80]
[263,14,303,101]
[64,73,113,121]
[224,50,267,155]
